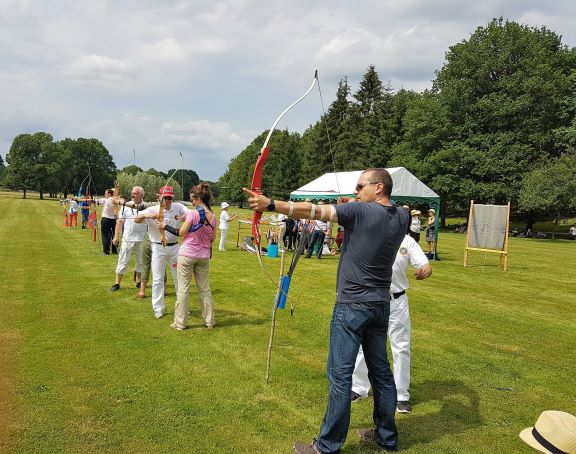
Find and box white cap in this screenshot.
[221,202,229,209]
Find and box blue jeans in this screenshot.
[307,230,325,258]
[316,302,398,453]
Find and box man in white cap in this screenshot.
[134,185,188,318]
[218,202,236,252]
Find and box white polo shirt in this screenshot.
[140,203,188,244]
[390,235,429,294]
[118,206,147,242]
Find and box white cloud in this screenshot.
[141,38,185,62]
[61,54,138,85]
[156,120,248,156]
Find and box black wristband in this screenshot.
[267,199,276,211]
[164,224,180,237]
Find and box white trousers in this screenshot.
[219,228,228,251]
[115,240,143,275]
[352,293,411,401]
[150,243,179,315]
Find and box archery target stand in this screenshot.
[464,200,511,271]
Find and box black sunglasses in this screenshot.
[164,196,173,200]
[355,182,380,192]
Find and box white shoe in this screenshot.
[170,322,185,331]
[154,311,163,319]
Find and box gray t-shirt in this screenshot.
[334,201,409,304]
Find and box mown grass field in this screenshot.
[0,192,574,453]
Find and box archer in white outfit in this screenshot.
[110,186,148,292]
[218,202,236,252]
[135,186,188,318]
[352,234,432,413]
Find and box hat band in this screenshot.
[532,428,568,454]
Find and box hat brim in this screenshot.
[519,427,553,454]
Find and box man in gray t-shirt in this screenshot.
[336,201,408,304]
[243,168,409,453]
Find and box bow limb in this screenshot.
[250,71,318,262]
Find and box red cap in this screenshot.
[158,185,174,198]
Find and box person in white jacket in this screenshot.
[351,234,432,413]
[218,202,237,251]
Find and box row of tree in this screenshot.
[0,134,205,201]
[218,18,576,228]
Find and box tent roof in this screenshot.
[290,167,440,202]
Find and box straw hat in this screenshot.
[428,208,435,214]
[519,410,576,453]
[410,210,421,216]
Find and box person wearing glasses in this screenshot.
[243,168,409,454]
[109,186,148,292]
[134,185,188,319]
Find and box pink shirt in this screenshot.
[178,209,216,259]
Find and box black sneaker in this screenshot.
[109,284,120,292]
[136,282,141,289]
[357,428,397,451]
[351,391,368,403]
[397,401,412,413]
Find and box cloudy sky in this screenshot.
[1,0,575,181]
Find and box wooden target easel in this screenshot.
[464,201,510,270]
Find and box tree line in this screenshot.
[0,134,206,201]
[218,18,576,228]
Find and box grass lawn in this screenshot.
[0,193,574,453]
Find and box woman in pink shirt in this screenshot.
[157,182,217,330]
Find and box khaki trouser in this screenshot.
[174,255,214,328]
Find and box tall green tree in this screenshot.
[59,138,117,196]
[300,78,353,183]
[346,66,386,169]
[519,153,576,238]
[42,141,73,198]
[4,132,54,198]
[433,17,576,208]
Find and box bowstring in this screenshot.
[288,73,342,316]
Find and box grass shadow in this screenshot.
[398,380,482,450]
[346,380,482,453]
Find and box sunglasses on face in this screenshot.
[164,196,173,200]
[355,182,380,192]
